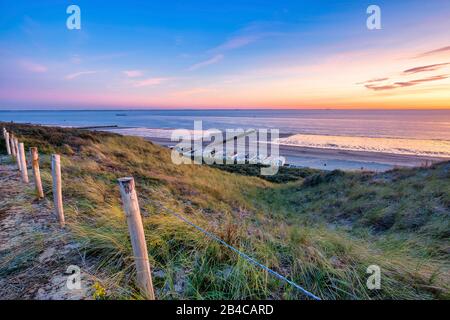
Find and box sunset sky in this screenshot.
[0,0,449,109]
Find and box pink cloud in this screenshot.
[415,45,450,58]
[365,74,448,91]
[65,70,100,80]
[356,78,389,85]
[123,70,144,78]
[211,22,283,53]
[188,54,224,71]
[214,35,260,51]
[19,60,47,73]
[403,63,449,74]
[133,77,168,87]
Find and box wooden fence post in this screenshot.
[14,138,21,171]
[51,154,65,227]
[18,143,29,183]
[2,128,10,155]
[30,147,44,198]
[5,131,11,155]
[118,177,155,300]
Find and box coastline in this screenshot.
[3,120,449,172]
[139,136,449,172]
[47,125,450,171]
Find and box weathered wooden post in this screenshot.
[2,128,9,154]
[118,177,155,300]
[2,128,6,145]
[14,138,22,171]
[51,154,65,227]
[4,131,11,155]
[30,147,44,198]
[18,143,29,183]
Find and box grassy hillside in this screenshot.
[1,122,449,300]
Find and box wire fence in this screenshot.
[157,202,322,300]
[2,125,321,300]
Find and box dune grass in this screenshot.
[1,122,448,300]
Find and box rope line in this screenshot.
[160,205,321,300]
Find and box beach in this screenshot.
[136,135,448,172]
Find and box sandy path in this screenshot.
[0,156,98,300]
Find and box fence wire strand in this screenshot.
[157,204,321,300]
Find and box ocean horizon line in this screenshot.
[1,108,450,112]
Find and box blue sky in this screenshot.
[0,0,449,109]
